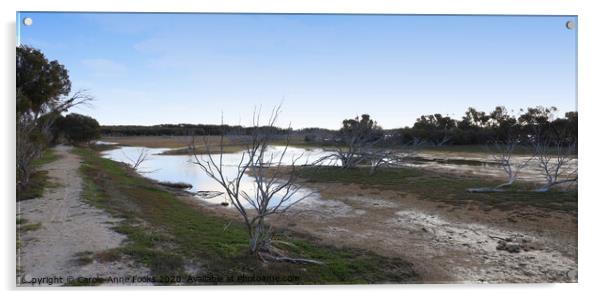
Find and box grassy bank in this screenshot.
[420,144,554,156]
[74,147,418,284]
[17,148,61,201]
[298,167,577,214]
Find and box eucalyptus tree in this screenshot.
[16,46,92,191]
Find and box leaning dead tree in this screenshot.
[122,148,151,172]
[191,107,321,264]
[467,139,532,193]
[363,142,420,175]
[533,139,577,192]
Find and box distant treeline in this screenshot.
[101,106,577,146]
[385,106,577,146]
[100,124,328,137]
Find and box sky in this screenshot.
[17,13,577,129]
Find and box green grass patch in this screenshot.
[32,148,61,168]
[299,167,421,186]
[74,147,418,284]
[20,222,42,232]
[299,166,577,213]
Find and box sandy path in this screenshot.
[17,145,148,286]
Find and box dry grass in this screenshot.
[102,136,215,148]
[102,135,251,154]
[101,135,320,155]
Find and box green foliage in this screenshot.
[16,45,79,193]
[385,106,578,146]
[32,149,60,168]
[56,113,101,143]
[17,46,71,115]
[340,114,383,142]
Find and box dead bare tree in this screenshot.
[122,148,150,171]
[317,114,383,169]
[432,130,452,147]
[364,143,420,175]
[491,141,532,189]
[467,139,532,193]
[366,149,395,175]
[533,140,577,192]
[191,106,321,264]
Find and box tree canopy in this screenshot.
[56,113,101,143]
[17,45,72,117]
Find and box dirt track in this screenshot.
[17,145,148,286]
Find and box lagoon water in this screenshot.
[101,145,334,208]
[102,144,577,207]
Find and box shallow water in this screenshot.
[101,145,329,208]
[408,152,577,183]
[101,145,577,208]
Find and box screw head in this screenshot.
[566,20,574,30]
[23,17,32,26]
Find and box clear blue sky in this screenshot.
[17,13,577,129]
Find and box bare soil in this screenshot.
[17,145,149,286]
[189,181,577,283]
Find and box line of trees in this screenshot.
[100,106,577,149]
[386,106,577,147]
[100,124,291,136]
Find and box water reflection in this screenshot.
[102,146,327,208]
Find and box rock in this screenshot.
[567,269,578,281]
[195,190,224,199]
[504,242,521,253]
[158,181,193,189]
[496,240,507,250]
[496,240,521,253]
